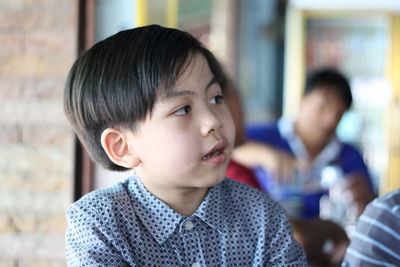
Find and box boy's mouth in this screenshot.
[202,149,222,160]
[202,140,227,162]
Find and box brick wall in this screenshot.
[0,0,77,266]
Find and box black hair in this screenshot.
[304,68,352,109]
[64,25,227,171]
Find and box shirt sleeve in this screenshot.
[65,204,131,267]
[340,144,374,191]
[343,199,400,267]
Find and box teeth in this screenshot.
[202,150,221,160]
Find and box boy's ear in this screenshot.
[101,128,141,168]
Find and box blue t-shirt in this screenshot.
[246,118,373,218]
[66,175,307,266]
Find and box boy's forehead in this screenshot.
[158,54,213,95]
[155,53,199,94]
[155,80,190,102]
[307,87,348,108]
[156,77,219,104]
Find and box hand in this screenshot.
[345,173,376,215]
[232,142,309,184]
[291,218,349,267]
[233,142,295,181]
[262,147,299,184]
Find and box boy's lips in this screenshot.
[202,140,228,164]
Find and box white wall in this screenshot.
[290,0,400,11]
[95,0,137,42]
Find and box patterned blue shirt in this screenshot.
[343,189,400,267]
[66,176,307,266]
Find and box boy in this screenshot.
[64,25,306,266]
[234,69,376,217]
[233,69,376,265]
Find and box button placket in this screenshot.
[180,218,204,266]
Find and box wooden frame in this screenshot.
[73,0,96,201]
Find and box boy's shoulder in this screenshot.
[68,176,285,224]
[70,177,279,208]
[211,179,291,236]
[218,178,282,211]
[220,178,266,197]
[67,177,133,220]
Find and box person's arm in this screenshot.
[341,145,377,215]
[66,205,130,267]
[345,173,377,216]
[233,141,298,183]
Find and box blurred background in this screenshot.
[0,0,399,266]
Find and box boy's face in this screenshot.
[129,53,235,193]
[298,87,347,143]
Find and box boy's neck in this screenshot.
[139,177,209,216]
[163,189,209,216]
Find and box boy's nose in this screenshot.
[200,110,223,137]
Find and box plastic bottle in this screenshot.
[319,165,357,235]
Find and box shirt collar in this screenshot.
[128,175,182,245]
[128,175,227,245]
[278,117,342,168]
[193,180,227,234]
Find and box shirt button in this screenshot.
[192,262,201,267]
[184,220,194,231]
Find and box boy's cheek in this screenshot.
[225,116,236,147]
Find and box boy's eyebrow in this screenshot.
[205,76,218,90]
[162,77,218,100]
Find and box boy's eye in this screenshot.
[210,95,224,105]
[174,105,191,115]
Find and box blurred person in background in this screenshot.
[230,68,377,266]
